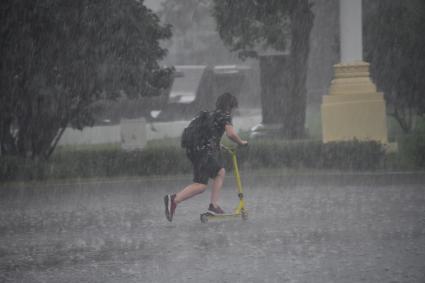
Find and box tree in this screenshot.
[0,0,173,159]
[158,0,239,65]
[364,0,425,133]
[212,0,314,138]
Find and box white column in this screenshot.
[321,0,388,144]
[340,0,363,63]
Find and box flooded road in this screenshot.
[1,173,424,282]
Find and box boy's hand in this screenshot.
[239,140,248,147]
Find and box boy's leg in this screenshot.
[164,183,207,222]
[176,150,208,204]
[164,151,210,221]
[210,168,225,208]
[174,182,207,204]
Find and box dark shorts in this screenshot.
[186,150,223,185]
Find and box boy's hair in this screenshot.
[215,92,238,112]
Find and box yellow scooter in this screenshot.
[200,144,247,223]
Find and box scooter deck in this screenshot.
[200,211,247,223]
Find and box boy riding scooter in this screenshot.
[164,92,248,222]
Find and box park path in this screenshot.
[1,172,424,282]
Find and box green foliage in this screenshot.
[0,145,192,182]
[50,145,191,178]
[0,0,173,159]
[0,156,38,181]
[398,132,425,168]
[364,0,425,133]
[212,0,292,56]
[0,139,399,182]
[229,139,386,171]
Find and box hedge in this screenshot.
[397,132,425,168]
[226,139,385,171]
[0,139,397,182]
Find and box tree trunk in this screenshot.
[258,0,314,139]
[285,0,314,138]
[259,54,291,126]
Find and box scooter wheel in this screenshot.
[241,211,248,221]
[200,213,208,223]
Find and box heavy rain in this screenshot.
[1,0,424,282]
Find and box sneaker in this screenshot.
[208,203,225,214]
[164,194,177,222]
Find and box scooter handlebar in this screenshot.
[221,142,248,153]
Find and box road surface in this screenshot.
[1,172,424,282]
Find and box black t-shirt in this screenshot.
[186,109,232,155]
[209,109,232,152]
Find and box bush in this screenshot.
[0,156,48,181]
[233,139,385,171]
[0,139,389,182]
[398,132,425,168]
[48,145,191,179]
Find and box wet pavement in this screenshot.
[1,172,424,283]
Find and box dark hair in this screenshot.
[215,92,238,113]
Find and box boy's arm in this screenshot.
[225,124,248,146]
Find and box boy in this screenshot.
[164,92,248,222]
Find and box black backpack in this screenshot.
[181,111,214,149]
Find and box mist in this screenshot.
[1,1,424,282]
